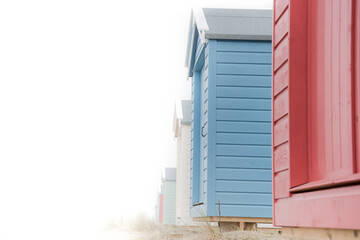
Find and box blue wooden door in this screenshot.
[192,61,208,205]
[192,70,202,205]
[199,64,205,203]
[200,60,209,204]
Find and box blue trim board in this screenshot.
[206,40,217,216]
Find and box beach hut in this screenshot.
[155,185,164,224]
[185,8,273,228]
[173,100,200,226]
[272,0,360,238]
[162,168,177,225]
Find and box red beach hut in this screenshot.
[272,0,360,238]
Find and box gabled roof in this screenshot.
[180,100,191,124]
[202,8,272,41]
[185,8,272,78]
[173,100,191,137]
[162,168,176,181]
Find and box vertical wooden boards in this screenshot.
[288,0,308,188]
[355,0,360,173]
[206,40,217,216]
[191,35,208,208]
[307,0,354,182]
[191,71,201,205]
[199,48,210,205]
[272,0,360,230]
[190,39,210,217]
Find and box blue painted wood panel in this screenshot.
[216,121,271,134]
[190,39,272,219]
[205,40,217,216]
[217,52,271,64]
[217,86,271,99]
[216,168,272,181]
[190,35,209,216]
[217,63,271,75]
[217,110,271,122]
[199,57,208,204]
[214,40,272,218]
[215,192,272,205]
[216,180,272,193]
[216,205,272,218]
[216,144,271,157]
[217,98,271,110]
[216,156,271,169]
[216,133,271,145]
[217,75,271,87]
[217,40,271,52]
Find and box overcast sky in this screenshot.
[0,0,272,239]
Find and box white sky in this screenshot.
[0,0,272,239]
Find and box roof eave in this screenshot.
[185,8,209,80]
[205,33,272,41]
[193,8,209,44]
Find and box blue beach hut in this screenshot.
[185,8,273,227]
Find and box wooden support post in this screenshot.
[219,222,240,232]
[193,216,272,223]
[193,217,271,232]
[244,222,257,231]
[219,222,257,232]
[239,222,245,230]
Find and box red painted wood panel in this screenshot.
[273,88,288,121]
[272,0,360,230]
[274,36,288,71]
[275,0,289,22]
[274,8,289,47]
[290,173,360,193]
[271,4,277,222]
[273,61,289,96]
[274,142,289,173]
[274,185,360,229]
[159,194,163,224]
[288,0,308,188]
[274,115,289,147]
[274,170,290,199]
[307,0,354,182]
[355,0,360,173]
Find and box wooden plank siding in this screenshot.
[190,36,209,217]
[201,54,209,205]
[214,40,272,218]
[163,181,176,225]
[190,29,273,218]
[355,0,360,174]
[307,0,354,182]
[272,0,307,209]
[272,0,360,230]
